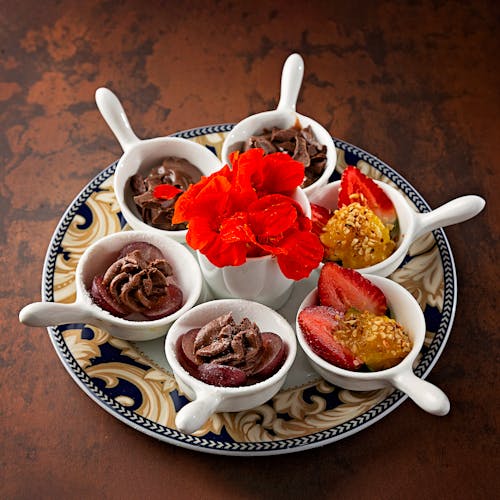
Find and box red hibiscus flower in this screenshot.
[173,149,324,280]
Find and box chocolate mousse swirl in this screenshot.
[102,249,174,313]
[193,313,265,375]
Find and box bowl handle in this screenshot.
[391,371,450,416]
[95,87,140,152]
[414,195,485,239]
[175,392,222,434]
[19,302,97,328]
[277,53,304,112]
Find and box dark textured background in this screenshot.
[1,1,498,498]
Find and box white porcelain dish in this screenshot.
[19,231,202,341]
[165,299,297,434]
[220,54,336,197]
[309,179,485,277]
[195,185,311,309]
[29,125,461,455]
[95,87,222,243]
[296,276,450,416]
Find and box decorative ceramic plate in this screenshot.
[42,124,456,455]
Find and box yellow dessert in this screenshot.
[334,309,412,371]
[320,202,396,268]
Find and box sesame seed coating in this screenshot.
[320,202,396,268]
[334,309,412,371]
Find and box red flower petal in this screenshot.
[260,152,305,195]
[248,194,298,237]
[231,149,304,196]
[275,231,324,280]
[228,149,262,211]
[186,217,247,267]
[230,149,266,189]
[219,212,256,245]
[252,237,287,257]
[184,216,218,252]
[172,171,232,224]
[295,206,312,232]
[153,184,183,200]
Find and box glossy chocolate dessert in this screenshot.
[129,157,202,230]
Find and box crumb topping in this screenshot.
[320,202,395,268]
[334,309,412,370]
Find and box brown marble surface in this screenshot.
[1,0,498,498]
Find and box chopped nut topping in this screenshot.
[320,202,396,268]
[333,309,412,371]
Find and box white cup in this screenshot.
[165,299,297,434]
[197,252,294,310]
[95,87,223,243]
[196,187,312,309]
[296,275,450,416]
[19,231,203,341]
[221,54,336,197]
[309,180,485,277]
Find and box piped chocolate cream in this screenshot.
[90,242,183,320]
[193,313,264,374]
[102,250,173,312]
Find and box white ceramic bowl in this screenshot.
[165,299,297,434]
[220,54,336,197]
[19,231,203,341]
[95,88,223,243]
[195,186,311,309]
[309,179,485,277]
[296,275,450,416]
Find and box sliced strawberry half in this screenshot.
[310,203,331,236]
[318,262,387,315]
[298,305,362,370]
[338,166,397,225]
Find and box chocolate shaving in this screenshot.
[242,123,328,187]
[193,314,265,375]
